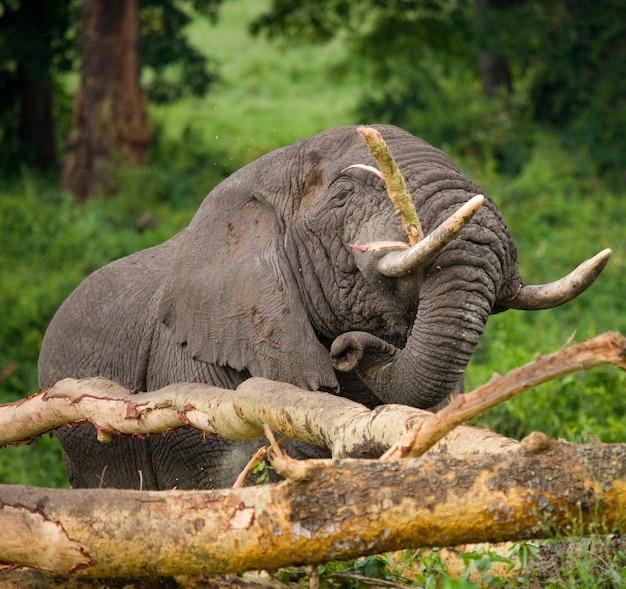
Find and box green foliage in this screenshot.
[360,58,533,173]
[281,540,626,587]
[150,0,359,171]
[251,458,271,484]
[140,0,223,104]
[0,0,223,175]
[254,0,626,173]
[464,135,626,444]
[529,535,626,588]
[0,437,67,488]
[0,170,198,485]
[495,0,626,171]
[277,554,421,587]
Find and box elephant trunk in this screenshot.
[385,264,493,407]
[331,255,497,409]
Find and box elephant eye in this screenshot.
[334,188,352,203]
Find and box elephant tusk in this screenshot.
[377,195,485,277]
[498,248,612,311]
[342,163,385,181]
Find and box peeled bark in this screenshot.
[356,126,423,245]
[1,438,626,578]
[1,376,516,459]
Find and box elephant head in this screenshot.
[159,124,610,410]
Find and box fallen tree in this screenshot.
[0,374,516,459]
[0,332,625,582]
[1,435,626,578]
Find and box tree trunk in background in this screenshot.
[19,65,57,172]
[475,0,514,97]
[61,0,152,201]
[5,0,68,173]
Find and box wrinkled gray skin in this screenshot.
[39,125,522,490]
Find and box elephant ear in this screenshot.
[157,182,339,393]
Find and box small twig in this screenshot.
[234,429,291,488]
[382,332,626,460]
[356,126,423,245]
[233,445,269,489]
[307,564,320,589]
[326,571,418,588]
[263,424,283,460]
[264,424,310,482]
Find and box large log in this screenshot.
[1,435,625,577]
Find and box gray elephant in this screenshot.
[38,125,610,490]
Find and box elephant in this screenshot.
[38,124,610,490]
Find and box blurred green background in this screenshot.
[1,0,625,487]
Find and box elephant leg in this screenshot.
[56,424,160,489]
[148,430,330,489]
[58,424,331,490]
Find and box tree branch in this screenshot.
[0,376,517,459]
[383,331,626,459]
[356,126,423,245]
[5,334,623,464]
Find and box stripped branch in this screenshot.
[382,331,626,460]
[356,126,423,245]
[0,376,516,460]
[3,333,626,465]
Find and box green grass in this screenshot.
[151,0,360,170]
[260,535,626,587]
